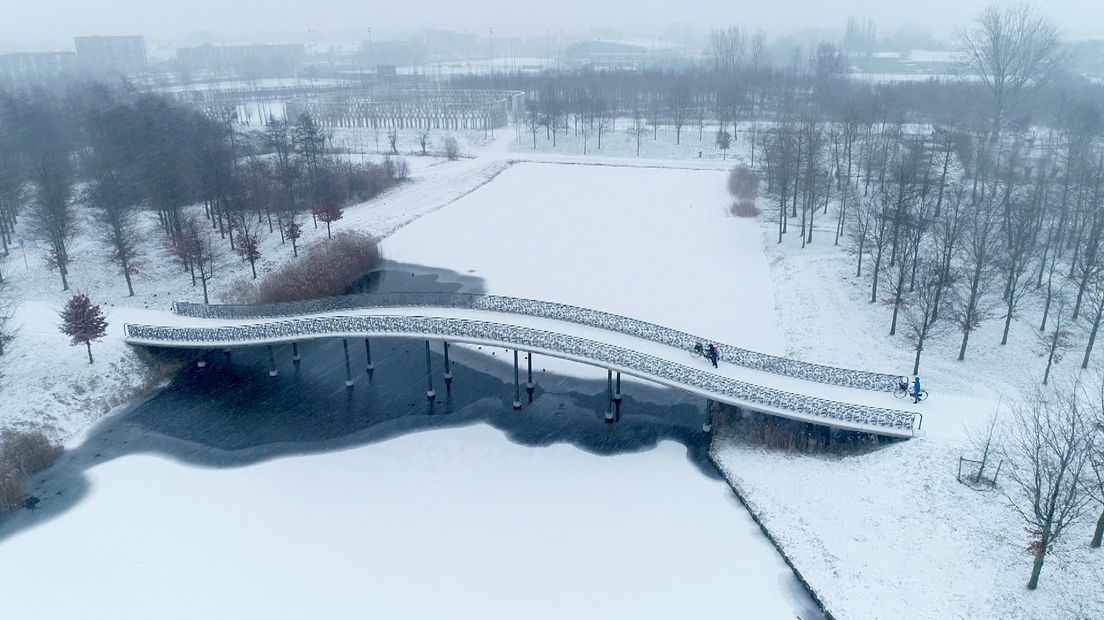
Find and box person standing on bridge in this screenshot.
[708,344,719,368]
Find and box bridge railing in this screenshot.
[124,315,916,435]
[171,293,903,392]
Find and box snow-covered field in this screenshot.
[0,425,816,619]
[5,109,1104,619]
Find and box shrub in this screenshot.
[0,470,27,514]
[728,165,760,201]
[443,136,461,161]
[731,200,760,217]
[254,231,383,303]
[0,429,63,517]
[1,429,63,475]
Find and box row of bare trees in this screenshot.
[0,84,408,302]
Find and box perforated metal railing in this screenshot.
[172,293,903,392]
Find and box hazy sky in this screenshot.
[5,0,1104,49]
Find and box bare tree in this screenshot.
[180,216,221,304]
[26,155,75,291]
[953,195,1002,360]
[1037,296,1072,385]
[1003,382,1095,590]
[966,408,1003,485]
[417,127,431,156]
[387,129,399,154]
[904,262,948,374]
[708,27,746,73]
[84,159,141,296]
[958,2,1062,140]
[232,212,264,279]
[283,213,303,258]
[1087,374,1104,547]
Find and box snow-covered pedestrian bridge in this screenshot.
[123,293,920,437]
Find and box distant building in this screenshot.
[176,44,306,76]
[0,51,78,85]
[564,39,685,70]
[74,35,147,75]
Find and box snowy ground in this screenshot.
[0,425,816,619]
[712,427,1104,620]
[5,108,1104,618]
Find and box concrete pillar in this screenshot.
[526,351,535,401]
[604,370,615,422]
[342,339,354,387]
[292,342,301,362]
[703,399,714,434]
[443,341,453,382]
[614,372,622,402]
[268,345,278,377]
[364,338,374,371]
[512,350,522,410]
[425,340,435,400]
[196,351,207,368]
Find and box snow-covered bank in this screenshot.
[711,423,1104,619]
[0,425,818,619]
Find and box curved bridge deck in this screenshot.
[124,294,920,438]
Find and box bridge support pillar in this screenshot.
[605,370,615,422]
[268,346,278,377]
[425,340,436,400]
[292,342,301,362]
[525,352,534,402]
[614,372,622,402]
[703,400,713,434]
[443,341,453,384]
[364,338,374,371]
[340,337,353,386]
[196,351,207,368]
[512,350,522,410]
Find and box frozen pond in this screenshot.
[0,269,821,619]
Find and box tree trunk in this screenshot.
[85,340,93,364]
[1027,534,1048,590]
[1001,299,1014,345]
[1092,508,1104,548]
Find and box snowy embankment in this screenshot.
[0,133,507,440]
[707,198,1104,616]
[711,433,1104,619]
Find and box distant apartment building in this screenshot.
[0,51,78,85]
[175,44,305,76]
[74,35,147,75]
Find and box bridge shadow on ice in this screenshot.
[0,263,719,542]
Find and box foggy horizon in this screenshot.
[6,0,1104,51]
